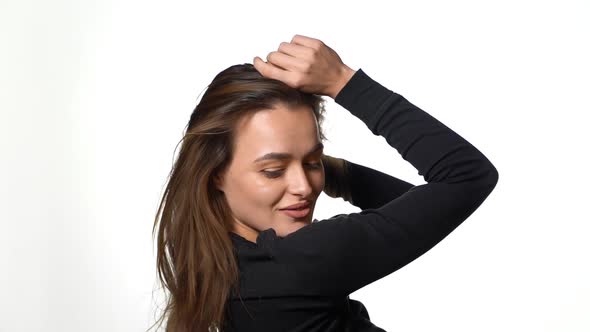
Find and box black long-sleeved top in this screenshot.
[222,68,499,331]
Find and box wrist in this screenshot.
[329,65,356,99]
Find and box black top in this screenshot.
[223,68,499,331]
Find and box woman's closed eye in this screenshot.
[262,162,323,179]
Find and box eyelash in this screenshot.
[262,162,323,179]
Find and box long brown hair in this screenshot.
[148,63,333,331]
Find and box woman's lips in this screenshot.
[281,206,311,218]
[281,201,310,210]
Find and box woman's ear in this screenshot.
[213,173,224,193]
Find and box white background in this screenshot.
[1,0,589,331]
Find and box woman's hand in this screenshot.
[253,34,356,99]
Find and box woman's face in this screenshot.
[215,103,325,243]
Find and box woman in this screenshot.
[149,34,499,332]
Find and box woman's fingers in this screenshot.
[290,34,323,50]
[277,42,314,62]
[253,50,309,88]
[254,34,352,97]
[253,57,297,87]
[253,36,316,80]
[266,51,308,73]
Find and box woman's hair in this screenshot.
[148,63,329,332]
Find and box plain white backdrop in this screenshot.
[1,0,589,331]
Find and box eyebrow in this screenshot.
[253,142,324,163]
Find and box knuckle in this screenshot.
[301,62,312,72]
[292,75,304,88]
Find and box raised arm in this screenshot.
[322,154,415,209]
[253,35,498,297]
[274,68,498,296]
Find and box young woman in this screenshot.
[150,35,499,332]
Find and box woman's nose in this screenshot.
[288,167,314,197]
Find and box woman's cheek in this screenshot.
[251,177,282,203]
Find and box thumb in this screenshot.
[253,56,267,74]
[253,56,280,79]
[253,56,290,84]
